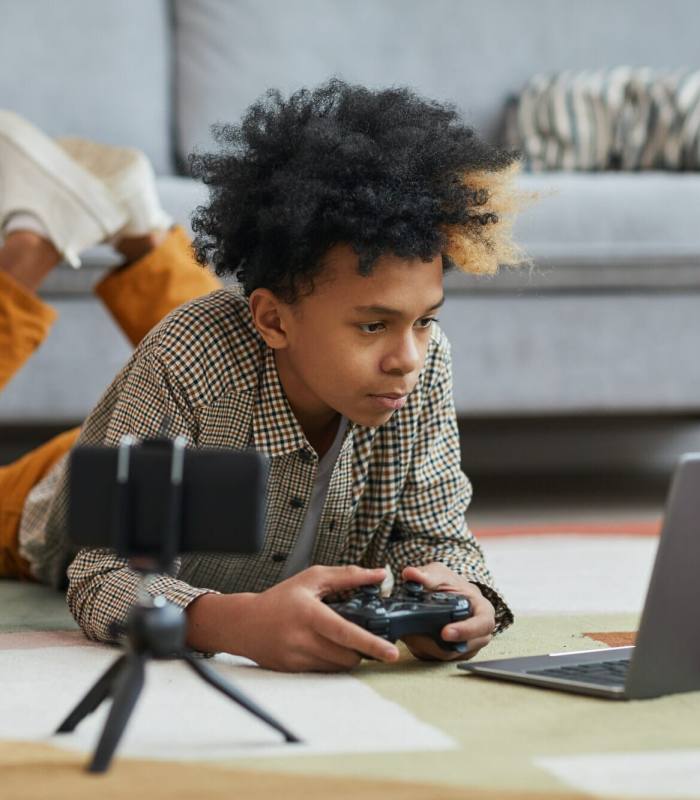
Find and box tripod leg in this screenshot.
[88,652,146,773]
[182,653,301,743]
[56,654,127,733]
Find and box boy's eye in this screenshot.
[358,318,438,334]
[359,322,385,334]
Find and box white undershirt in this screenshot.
[279,416,349,579]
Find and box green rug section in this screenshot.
[0,579,76,633]
[239,613,700,795]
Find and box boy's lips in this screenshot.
[368,392,409,411]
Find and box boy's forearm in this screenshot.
[185,591,257,656]
[67,548,216,643]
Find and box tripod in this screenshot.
[57,435,300,773]
[56,579,299,772]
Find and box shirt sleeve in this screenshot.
[60,347,220,644]
[385,332,514,634]
[66,549,215,644]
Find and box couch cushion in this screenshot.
[514,173,700,257]
[173,0,700,161]
[446,172,700,292]
[440,291,700,415]
[0,0,173,174]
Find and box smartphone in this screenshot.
[68,442,269,558]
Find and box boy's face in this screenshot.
[252,243,444,438]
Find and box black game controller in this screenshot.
[327,581,472,655]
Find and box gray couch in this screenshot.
[2,0,699,462]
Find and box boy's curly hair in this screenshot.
[190,78,526,302]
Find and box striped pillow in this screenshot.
[504,68,700,171]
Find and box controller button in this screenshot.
[360,584,381,597]
[404,581,423,597]
[432,592,448,601]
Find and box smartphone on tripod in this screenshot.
[58,435,299,773]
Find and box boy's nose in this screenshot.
[381,333,422,376]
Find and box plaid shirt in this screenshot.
[25,288,513,643]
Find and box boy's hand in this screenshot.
[400,563,496,662]
[188,566,399,672]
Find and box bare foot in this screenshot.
[0,230,61,292]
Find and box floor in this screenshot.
[467,471,667,529]
[0,427,693,798]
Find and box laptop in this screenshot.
[458,453,700,700]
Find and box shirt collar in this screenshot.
[251,346,362,459]
[251,346,308,457]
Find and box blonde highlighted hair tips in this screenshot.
[442,161,534,275]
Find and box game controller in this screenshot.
[327,581,472,654]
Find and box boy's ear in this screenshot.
[248,289,290,349]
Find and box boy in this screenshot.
[2,79,523,672]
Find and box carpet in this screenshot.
[0,742,590,800]
[0,630,454,761]
[472,520,662,538]
[3,523,699,799]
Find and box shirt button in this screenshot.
[271,552,287,563]
[329,519,336,531]
[290,496,305,509]
[298,449,313,463]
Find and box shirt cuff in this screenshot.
[145,577,222,658]
[435,559,514,635]
[467,580,514,635]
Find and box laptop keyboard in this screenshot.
[526,658,630,686]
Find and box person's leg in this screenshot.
[0,230,83,579]
[96,225,222,347]
[0,228,222,581]
[0,231,61,391]
[0,428,79,579]
[0,113,126,390]
[0,113,125,579]
[0,234,78,579]
[55,135,222,346]
[0,117,220,580]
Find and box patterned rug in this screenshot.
[4,521,698,799]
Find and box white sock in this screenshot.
[3,211,51,239]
